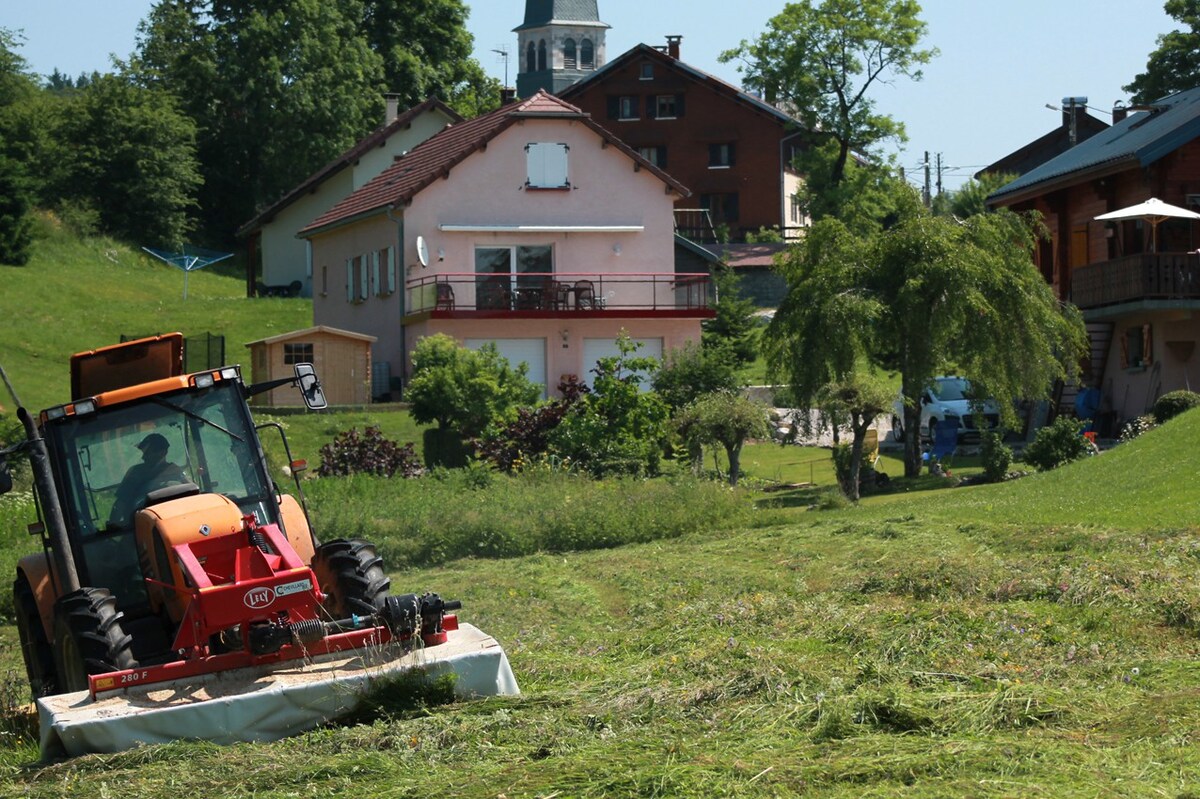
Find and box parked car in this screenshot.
[891,376,1001,442]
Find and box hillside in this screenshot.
[0,215,311,412]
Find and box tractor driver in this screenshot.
[108,432,186,527]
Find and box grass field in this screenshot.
[2,408,1200,796]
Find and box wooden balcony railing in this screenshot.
[406,271,713,315]
[1070,252,1200,309]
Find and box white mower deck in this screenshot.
[38,623,518,758]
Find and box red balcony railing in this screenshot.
[406,271,713,315]
[1070,252,1200,309]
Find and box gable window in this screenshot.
[537,40,547,71]
[640,62,653,80]
[526,42,536,72]
[708,142,736,168]
[581,38,594,69]
[564,38,577,69]
[638,145,667,169]
[614,95,638,120]
[526,142,570,188]
[648,93,683,120]
[283,343,313,365]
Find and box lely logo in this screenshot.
[244,587,274,609]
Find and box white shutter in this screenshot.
[526,142,569,188]
[358,255,369,301]
[346,258,353,303]
[372,251,381,297]
[386,246,396,294]
[466,338,547,397]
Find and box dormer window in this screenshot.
[564,39,577,69]
[526,142,570,189]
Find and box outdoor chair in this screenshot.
[574,279,597,309]
[435,282,455,311]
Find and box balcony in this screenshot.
[1070,252,1200,310]
[405,272,714,319]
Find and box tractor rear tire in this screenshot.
[14,576,57,698]
[52,587,138,694]
[311,539,391,619]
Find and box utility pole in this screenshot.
[936,153,944,198]
[923,150,931,208]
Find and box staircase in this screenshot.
[1051,322,1114,422]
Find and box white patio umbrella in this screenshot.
[1094,197,1200,252]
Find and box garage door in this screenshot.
[582,337,662,389]
[465,338,547,396]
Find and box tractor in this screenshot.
[1,333,460,708]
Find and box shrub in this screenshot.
[980,430,1012,482]
[1118,414,1157,443]
[653,341,740,411]
[1022,417,1092,471]
[316,426,421,478]
[1152,390,1200,425]
[476,376,589,472]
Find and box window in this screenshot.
[637,145,667,169]
[284,343,313,365]
[537,39,547,71]
[321,265,328,296]
[1122,324,1153,368]
[640,62,653,80]
[616,95,638,120]
[346,255,368,303]
[475,245,553,309]
[708,142,736,168]
[648,93,683,120]
[371,250,381,297]
[790,195,803,225]
[385,246,396,294]
[581,38,594,69]
[526,42,536,72]
[700,193,740,225]
[526,142,569,188]
[564,38,576,69]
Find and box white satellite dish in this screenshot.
[416,236,430,267]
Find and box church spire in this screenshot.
[515,0,609,97]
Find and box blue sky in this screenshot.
[4,0,1174,191]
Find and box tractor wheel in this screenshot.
[14,577,57,698]
[52,588,137,694]
[311,539,391,619]
[891,416,905,443]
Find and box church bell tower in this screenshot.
[515,0,609,97]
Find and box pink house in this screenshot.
[299,91,713,398]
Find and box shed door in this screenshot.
[466,338,547,397]
[582,337,663,390]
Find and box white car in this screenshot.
[891,376,1001,442]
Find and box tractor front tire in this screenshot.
[52,587,137,694]
[14,577,57,698]
[311,539,391,619]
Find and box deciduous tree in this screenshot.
[1126,0,1200,104]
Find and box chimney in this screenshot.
[384,93,401,125]
[500,87,517,106]
[1113,101,1128,124]
[666,35,682,60]
[1061,96,1087,146]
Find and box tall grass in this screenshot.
[305,468,754,568]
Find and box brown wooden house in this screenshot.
[988,86,1200,428]
[245,326,376,407]
[560,38,808,243]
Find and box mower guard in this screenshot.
[38,622,518,759]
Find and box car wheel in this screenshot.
[923,419,937,443]
[891,416,904,442]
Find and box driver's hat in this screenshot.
[136,433,170,453]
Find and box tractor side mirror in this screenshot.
[294,363,327,411]
[0,458,12,496]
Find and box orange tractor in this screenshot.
[0,335,512,755]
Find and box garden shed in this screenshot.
[244,325,375,407]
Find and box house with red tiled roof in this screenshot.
[237,96,461,298]
[299,90,714,399]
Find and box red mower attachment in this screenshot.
[89,515,459,700]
